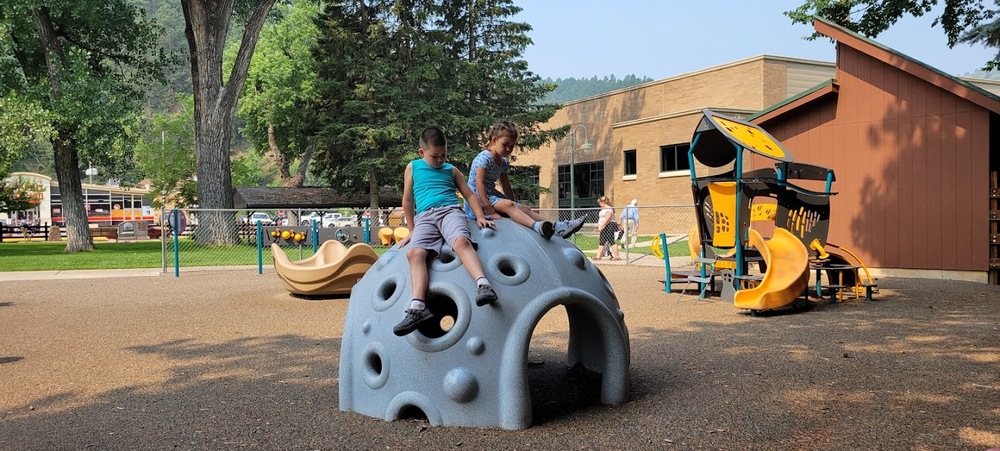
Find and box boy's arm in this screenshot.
[454,167,494,229]
[474,166,497,217]
[399,163,416,247]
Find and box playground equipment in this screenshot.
[339,218,630,429]
[271,240,378,296]
[667,109,875,313]
[377,226,410,246]
[732,228,809,312]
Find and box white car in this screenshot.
[300,212,355,228]
[246,212,273,225]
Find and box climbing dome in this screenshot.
[338,218,631,429]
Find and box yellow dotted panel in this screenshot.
[711,115,789,160]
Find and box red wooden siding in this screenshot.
[758,44,990,271]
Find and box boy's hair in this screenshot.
[488,121,519,140]
[420,127,447,149]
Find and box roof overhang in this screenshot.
[813,16,1000,114]
[750,79,839,125]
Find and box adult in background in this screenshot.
[619,198,639,245]
[593,196,622,261]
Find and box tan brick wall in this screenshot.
[513,56,830,211]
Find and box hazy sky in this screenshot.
[512,1,997,80]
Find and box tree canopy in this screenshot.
[234,0,321,187]
[310,0,561,207]
[1,0,169,251]
[786,0,999,69]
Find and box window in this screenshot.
[558,161,605,202]
[660,143,691,174]
[623,150,636,179]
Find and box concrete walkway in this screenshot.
[0,268,163,281]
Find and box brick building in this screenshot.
[516,19,1000,282]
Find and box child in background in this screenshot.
[393,127,498,337]
[465,121,586,239]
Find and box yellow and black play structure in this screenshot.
[660,109,877,314]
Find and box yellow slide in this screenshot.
[733,228,809,312]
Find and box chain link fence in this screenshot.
[159,204,700,277]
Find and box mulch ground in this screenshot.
[0,266,997,450]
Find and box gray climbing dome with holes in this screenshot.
[338,218,631,429]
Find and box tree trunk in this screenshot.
[34,6,93,251]
[288,136,316,188]
[269,124,293,182]
[369,167,379,209]
[53,137,94,251]
[194,109,237,245]
[181,0,277,245]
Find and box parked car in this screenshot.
[246,212,274,225]
[300,212,356,228]
[299,212,323,226]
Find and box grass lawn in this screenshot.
[0,235,691,272]
[0,240,166,271]
[571,234,689,256]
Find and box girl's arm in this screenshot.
[474,166,496,217]
[499,172,515,200]
[456,167,495,229]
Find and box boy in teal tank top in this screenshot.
[393,127,498,337]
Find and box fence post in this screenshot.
[257,221,264,275]
[661,233,672,293]
[172,209,180,278]
[311,220,318,254]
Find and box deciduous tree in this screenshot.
[1,0,168,251]
[235,0,321,187]
[786,1,998,69]
[180,0,278,244]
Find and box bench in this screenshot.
[90,226,118,240]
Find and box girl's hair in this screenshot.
[598,196,613,206]
[488,121,519,140]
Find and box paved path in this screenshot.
[0,268,163,281]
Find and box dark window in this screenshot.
[660,143,691,173]
[558,160,605,200]
[623,150,636,176]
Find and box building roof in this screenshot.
[233,187,402,210]
[752,16,1000,124]
[747,79,839,123]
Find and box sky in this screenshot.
[512,0,998,81]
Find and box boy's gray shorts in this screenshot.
[408,206,475,255]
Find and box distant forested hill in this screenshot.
[538,74,654,104]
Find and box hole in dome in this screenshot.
[377,279,398,301]
[497,257,518,277]
[365,350,383,376]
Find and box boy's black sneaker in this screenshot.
[476,284,498,306]
[393,308,433,336]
